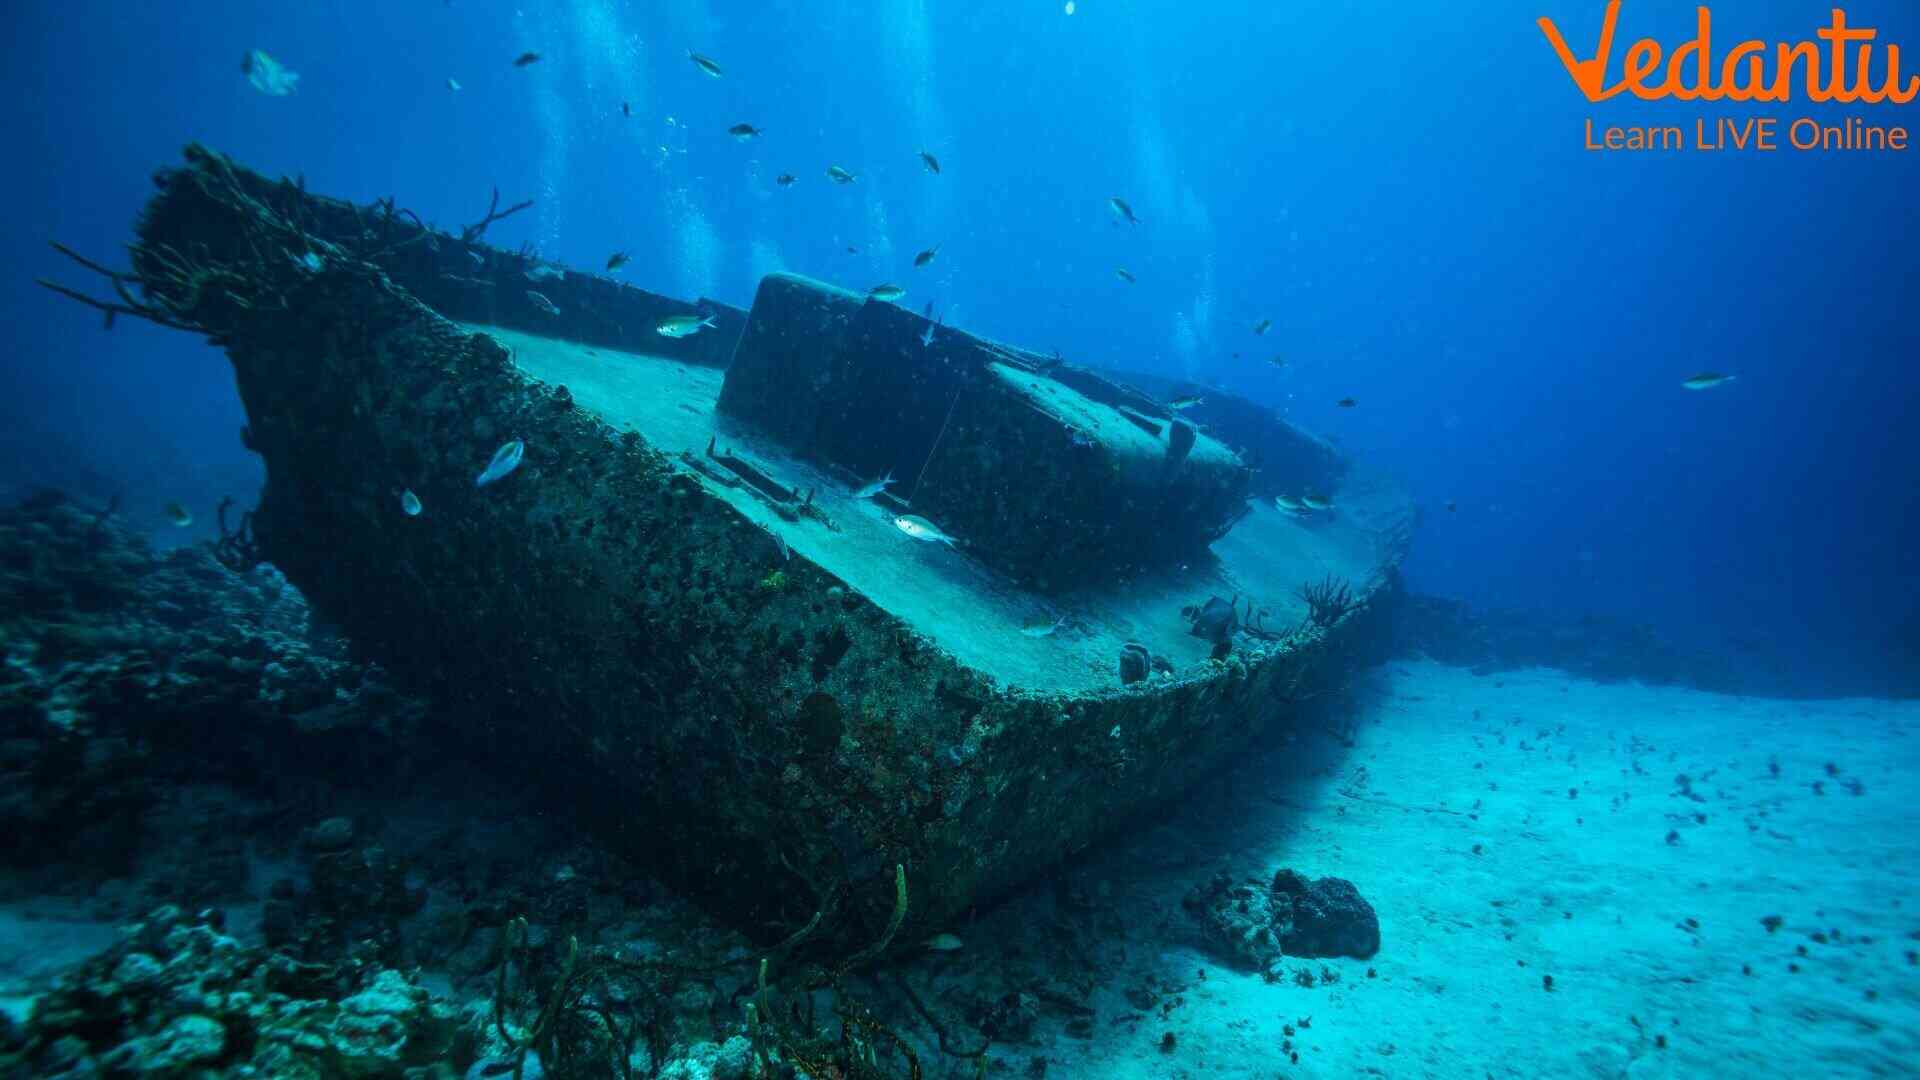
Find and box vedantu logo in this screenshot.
[1538,2,1918,152]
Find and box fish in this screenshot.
[1336,397,1357,408]
[924,933,964,951]
[845,246,860,254]
[868,284,906,302]
[1265,355,1287,369]
[400,489,423,517]
[1109,196,1140,225]
[1253,319,1272,335]
[913,245,940,268]
[775,173,796,187]
[728,123,763,140]
[526,291,561,316]
[1167,394,1204,410]
[242,49,300,96]
[446,77,463,92]
[621,102,631,117]
[1274,495,1307,514]
[688,51,724,78]
[476,439,525,487]
[657,313,718,338]
[827,165,857,184]
[291,251,323,273]
[894,514,958,546]
[919,149,942,174]
[1300,493,1332,511]
[1445,500,1457,513]
[605,252,629,272]
[1020,616,1069,638]
[920,323,937,349]
[853,470,896,499]
[524,263,564,283]
[1681,372,1736,390]
[513,52,541,67]
[1115,268,1136,284]
[164,502,193,528]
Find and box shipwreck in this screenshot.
[43,146,1415,952]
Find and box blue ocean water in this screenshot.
[6,1,1915,693]
[2,7,1919,1076]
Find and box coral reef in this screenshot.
[0,490,420,880]
[0,905,464,1078]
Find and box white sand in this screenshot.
[935,660,1919,1078]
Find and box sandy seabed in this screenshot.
[983,660,1919,1079]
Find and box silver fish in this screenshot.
[1681,372,1736,390]
[164,502,193,528]
[400,489,423,516]
[476,439,525,487]
[1020,616,1069,638]
[657,313,717,338]
[894,514,958,546]
[525,291,561,316]
[1109,196,1140,225]
[854,470,896,499]
[1274,494,1307,514]
[524,263,564,282]
[1300,493,1332,511]
[1167,394,1203,411]
[868,284,906,302]
[242,49,299,97]
[827,165,857,184]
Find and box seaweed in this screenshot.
[490,864,957,1080]
[1294,574,1356,630]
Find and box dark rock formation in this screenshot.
[1181,871,1284,971]
[1269,868,1380,959]
[1183,867,1380,968]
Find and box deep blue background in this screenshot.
[2,1,1915,689]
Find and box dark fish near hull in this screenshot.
[919,149,941,174]
[728,123,763,140]
[513,52,541,67]
[913,245,940,268]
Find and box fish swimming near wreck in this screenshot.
[854,470,896,500]
[688,51,724,78]
[400,489,423,517]
[868,284,906,302]
[164,502,193,528]
[1682,372,1736,390]
[1109,196,1140,225]
[657,313,718,338]
[727,123,763,140]
[525,291,560,316]
[242,49,299,96]
[476,440,525,488]
[894,514,958,547]
[914,245,940,268]
[919,149,942,174]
